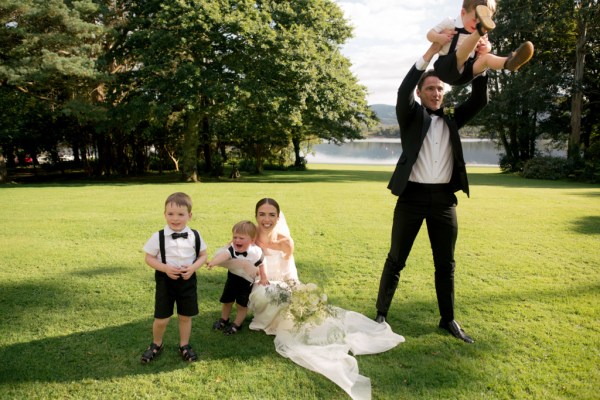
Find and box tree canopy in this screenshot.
[1,0,376,180]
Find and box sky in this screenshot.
[334,0,459,105]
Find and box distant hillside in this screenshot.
[368,103,483,138]
[370,104,396,126]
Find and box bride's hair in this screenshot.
[255,198,280,216]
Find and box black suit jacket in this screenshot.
[387,65,488,197]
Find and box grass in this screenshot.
[0,164,598,399]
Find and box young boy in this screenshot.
[428,0,534,86]
[141,192,207,363]
[207,220,265,335]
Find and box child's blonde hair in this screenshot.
[232,220,257,238]
[165,192,193,213]
[462,0,496,13]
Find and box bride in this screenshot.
[219,198,404,400]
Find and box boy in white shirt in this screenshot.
[207,220,265,335]
[141,192,207,363]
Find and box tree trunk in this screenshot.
[0,154,7,183]
[569,11,587,159]
[182,111,200,182]
[201,114,212,173]
[292,135,302,167]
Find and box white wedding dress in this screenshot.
[218,214,404,400]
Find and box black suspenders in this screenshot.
[158,229,201,264]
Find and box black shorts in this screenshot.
[219,271,254,307]
[154,271,198,319]
[434,53,475,86]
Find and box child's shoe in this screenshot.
[504,41,534,71]
[223,323,242,335]
[140,342,163,364]
[475,5,496,35]
[212,318,229,330]
[179,344,198,362]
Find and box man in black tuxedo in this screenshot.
[375,43,489,343]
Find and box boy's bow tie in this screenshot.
[235,251,248,257]
[426,107,444,117]
[172,232,188,239]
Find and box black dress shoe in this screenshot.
[375,314,386,324]
[439,319,474,344]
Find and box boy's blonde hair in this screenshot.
[165,192,193,213]
[232,220,257,238]
[463,0,496,13]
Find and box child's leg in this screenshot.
[473,42,534,74]
[221,302,233,320]
[212,302,233,330]
[178,314,198,362]
[473,53,506,75]
[455,33,483,72]
[152,317,170,345]
[233,304,248,327]
[178,315,192,346]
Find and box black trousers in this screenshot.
[376,182,458,322]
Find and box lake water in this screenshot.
[305,138,565,166]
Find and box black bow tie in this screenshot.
[426,107,444,117]
[235,251,248,257]
[172,232,188,239]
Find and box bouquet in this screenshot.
[266,280,338,327]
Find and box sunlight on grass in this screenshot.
[1,165,598,399]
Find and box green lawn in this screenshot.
[0,165,598,399]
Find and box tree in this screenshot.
[1,0,378,179]
[108,0,375,175]
[0,0,106,168]
[569,0,599,159]
[456,0,596,171]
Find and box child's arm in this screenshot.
[145,252,181,280]
[180,249,208,280]
[427,28,454,46]
[206,250,232,269]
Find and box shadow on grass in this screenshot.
[4,168,393,187]
[467,171,599,190]
[570,215,600,235]
[0,274,274,385]
[0,313,276,384]
[7,167,599,190]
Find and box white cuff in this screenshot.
[415,57,429,71]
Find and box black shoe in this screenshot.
[439,319,474,344]
[212,318,229,330]
[375,313,386,324]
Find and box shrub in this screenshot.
[522,156,570,180]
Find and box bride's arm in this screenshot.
[276,234,294,258]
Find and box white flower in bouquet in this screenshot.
[282,281,338,327]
